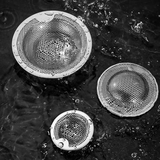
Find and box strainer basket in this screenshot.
[12,11,92,78]
[50,110,94,151]
[97,63,159,117]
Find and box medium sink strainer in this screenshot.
[50,110,94,151]
[97,63,159,117]
[12,11,92,78]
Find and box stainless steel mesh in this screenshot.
[54,113,89,147]
[36,32,78,69]
[16,13,87,73]
[97,63,159,117]
[108,71,148,112]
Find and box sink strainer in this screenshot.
[12,11,92,78]
[97,63,159,117]
[50,110,94,151]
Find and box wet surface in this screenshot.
[0,0,160,159]
[0,9,17,29]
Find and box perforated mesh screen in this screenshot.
[108,71,148,110]
[35,32,78,69]
[97,63,159,117]
[54,113,89,147]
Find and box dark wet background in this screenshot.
[0,0,160,159]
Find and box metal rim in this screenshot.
[97,63,159,117]
[12,11,92,78]
[50,110,94,151]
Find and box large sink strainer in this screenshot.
[97,63,159,117]
[50,110,94,151]
[12,11,92,78]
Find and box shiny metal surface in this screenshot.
[97,63,159,117]
[55,113,88,146]
[12,11,92,78]
[50,110,94,151]
[108,71,146,106]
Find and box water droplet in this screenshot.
[157,105,160,112]
[75,99,80,103]
[131,152,137,158]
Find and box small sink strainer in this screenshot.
[97,63,159,117]
[12,11,92,78]
[50,110,94,151]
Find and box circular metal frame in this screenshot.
[50,110,94,151]
[12,11,92,78]
[97,63,159,117]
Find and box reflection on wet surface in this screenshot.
[0,0,160,159]
[0,9,17,29]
